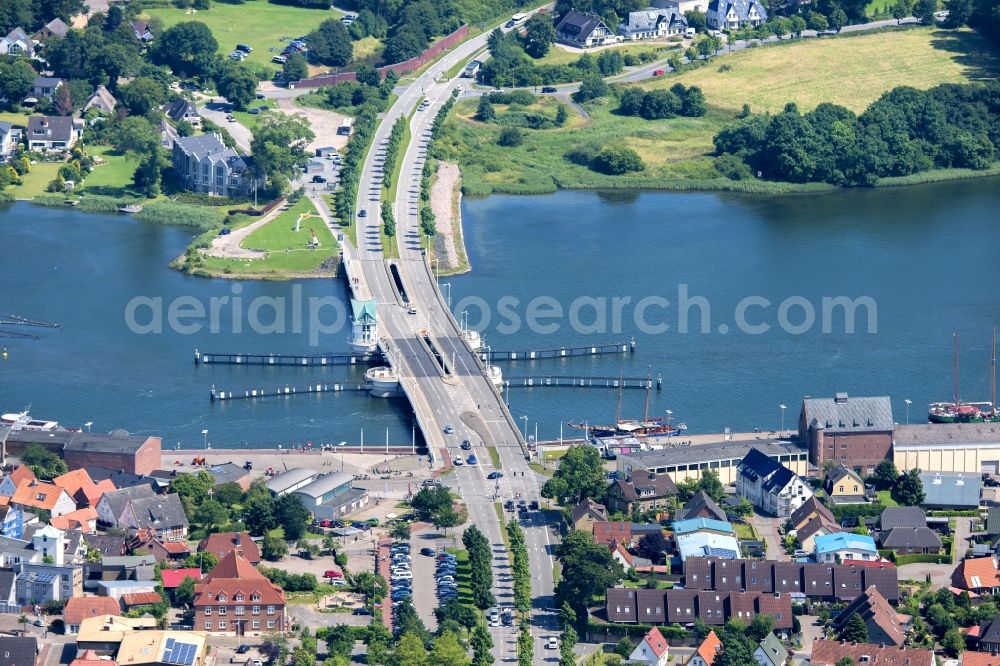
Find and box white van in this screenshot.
[684,27,696,38]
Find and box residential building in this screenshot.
[607,472,678,513]
[593,521,633,547]
[831,585,908,646]
[628,626,670,666]
[165,99,200,128]
[880,507,927,530]
[86,467,159,492]
[21,560,83,602]
[0,28,33,57]
[64,596,124,635]
[0,637,37,666]
[0,467,36,497]
[97,555,157,582]
[893,422,1000,474]
[129,529,190,563]
[570,497,608,532]
[119,494,188,539]
[606,587,794,628]
[265,468,320,496]
[810,640,933,666]
[965,653,1000,666]
[687,630,722,666]
[205,463,252,490]
[617,439,809,486]
[32,77,63,99]
[33,18,69,42]
[193,550,286,636]
[84,85,117,114]
[171,134,262,198]
[952,557,1000,594]
[11,480,77,517]
[706,0,767,28]
[85,534,127,558]
[790,496,836,532]
[199,532,260,565]
[96,486,157,529]
[919,471,981,509]
[653,0,709,15]
[0,570,18,613]
[736,448,813,518]
[116,630,207,666]
[76,615,158,653]
[797,515,838,553]
[0,535,36,567]
[0,505,24,539]
[618,8,688,40]
[754,634,788,666]
[131,21,155,43]
[825,465,869,504]
[0,122,17,161]
[555,11,617,47]
[23,113,79,150]
[676,491,727,522]
[673,518,741,561]
[121,591,163,611]
[814,532,878,563]
[14,570,59,606]
[161,568,202,602]
[978,615,1000,652]
[291,472,368,519]
[683,556,899,602]
[987,507,1000,536]
[878,527,942,555]
[799,393,894,473]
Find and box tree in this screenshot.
[715,626,755,666]
[170,471,214,504]
[541,445,608,506]
[555,104,569,126]
[914,0,937,22]
[259,632,289,665]
[411,485,452,521]
[497,127,524,147]
[395,631,429,666]
[0,60,36,111]
[193,499,229,529]
[151,21,218,79]
[829,8,848,30]
[895,468,925,506]
[433,504,461,534]
[21,444,67,480]
[282,53,308,81]
[524,13,556,58]
[120,77,165,116]
[555,530,625,623]
[475,96,495,122]
[891,0,912,23]
[184,551,218,573]
[559,626,578,666]
[732,498,754,517]
[110,116,160,156]
[242,492,276,536]
[807,11,829,29]
[517,623,533,666]
[213,482,244,506]
[698,469,725,501]
[390,521,411,540]
[307,19,352,67]
[942,628,965,657]
[174,575,197,606]
[618,87,646,116]
[250,112,315,189]
[217,62,257,110]
[789,15,807,35]
[430,631,470,666]
[943,0,973,26]
[749,614,775,642]
[685,10,708,31]
[872,459,898,489]
[637,531,669,562]
[573,73,610,103]
[274,494,310,541]
[54,83,73,115]
[261,533,287,561]
[614,637,636,658]
[472,624,494,666]
[591,148,645,175]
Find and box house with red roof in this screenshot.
[63,596,123,634]
[687,631,722,666]
[193,551,285,636]
[70,649,117,666]
[0,465,36,497]
[198,532,260,565]
[628,626,670,666]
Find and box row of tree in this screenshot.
[617,83,707,120]
[409,484,463,530]
[335,104,379,222]
[714,83,1000,186]
[463,524,496,610]
[506,518,531,613]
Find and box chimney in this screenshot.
[235,532,241,546]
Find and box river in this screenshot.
[1,177,998,447]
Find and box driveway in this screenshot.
[793,615,824,661]
[749,512,786,560]
[199,100,253,153]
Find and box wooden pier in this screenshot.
[505,375,659,390]
[210,382,367,401]
[482,339,635,362]
[195,349,382,366]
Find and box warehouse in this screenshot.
[893,422,1000,474]
[616,438,809,485]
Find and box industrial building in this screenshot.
[893,422,1000,474]
[616,439,808,485]
[290,472,369,519]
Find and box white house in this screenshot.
[25,116,82,152]
[0,28,33,57]
[687,631,721,666]
[706,0,767,30]
[628,626,670,666]
[814,532,879,564]
[653,0,709,16]
[555,11,618,47]
[0,122,17,160]
[618,8,688,40]
[735,448,813,518]
[754,634,788,666]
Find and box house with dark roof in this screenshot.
[120,493,188,539]
[606,587,794,629]
[878,527,942,555]
[736,448,813,518]
[987,507,1000,536]
[593,521,633,547]
[84,534,127,557]
[206,463,252,490]
[831,585,909,645]
[810,640,932,666]
[790,496,836,531]
[978,614,1000,652]
[25,115,81,151]
[0,28,33,57]
[920,471,981,509]
[0,637,38,666]
[676,491,727,522]
[555,11,617,47]
[825,465,870,505]
[706,0,767,29]
[607,471,677,513]
[33,18,69,42]
[799,393,893,473]
[96,486,157,528]
[797,515,839,552]
[32,77,64,99]
[129,528,191,562]
[165,99,200,128]
[171,133,263,198]
[618,8,687,40]
[880,507,926,530]
[570,497,608,531]
[131,21,155,43]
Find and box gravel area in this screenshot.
[430,161,467,273]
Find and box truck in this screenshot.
[337,117,353,136]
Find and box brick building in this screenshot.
[799,393,894,473]
[193,551,286,636]
[6,431,161,475]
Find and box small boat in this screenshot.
[1,411,59,431]
[928,330,1000,424]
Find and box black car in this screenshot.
[460,440,472,450]
[541,86,557,93]
[358,210,368,217]
[420,547,436,557]
[529,500,539,510]
[352,607,373,616]
[311,175,326,183]
[236,646,251,654]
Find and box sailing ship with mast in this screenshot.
[567,371,687,437]
[928,328,1000,423]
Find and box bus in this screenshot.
[337,117,353,136]
[506,12,527,27]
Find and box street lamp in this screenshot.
[338,441,345,471]
[442,282,452,308]
[779,405,786,435]
[84,421,93,433]
[904,399,912,425]
[201,429,209,451]
[520,415,528,442]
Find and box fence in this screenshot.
[296,24,470,89]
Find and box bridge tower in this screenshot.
[348,298,379,354]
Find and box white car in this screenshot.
[547,637,559,650]
[453,457,464,466]
[392,571,412,580]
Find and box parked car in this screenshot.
[420,547,436,557]
[324,570,343,578]
[487,471,503,479]
[311,175,327,183]
[454,458,464,466]
[236,646,251,655]
[541,86,557,93]
[352,607,372,615]
[529,500,539,510]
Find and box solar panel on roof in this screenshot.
[166,638,175,649]
[704,547,738,559]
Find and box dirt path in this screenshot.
[430,161,469,273]
[276,97,350,153]
[202,200,288,260]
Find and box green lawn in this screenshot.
[649,27,999,113]
[140,1,342,68]
[486,446,501,468]
[877,490,899,507]
[9,162,62,199]
[734,522,758,540]
[0,111,30,127]
[536,42,674,68]
[198,197,339,276]
[82,146,139,196]
[445,547,474,607]
[231,98,277,131]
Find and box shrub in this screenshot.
[714,154,754,180]
[565,144,600,167]
[497,127,524,147]
[591,148,645,175]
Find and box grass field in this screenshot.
[9,162,62,199]
[141,1,342,68]
[82,146,139,197]
[231,98,277,131]
[0,111,30,127]
[877,490,899,507]
[353,36,382,62]
[536,42,673,67]
[648,28,1000,113]
[198,197,338,276]
[445,547,474,607]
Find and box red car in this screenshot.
[318,519,332,527]
[653,69,665,76]
[324,570,343,578]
